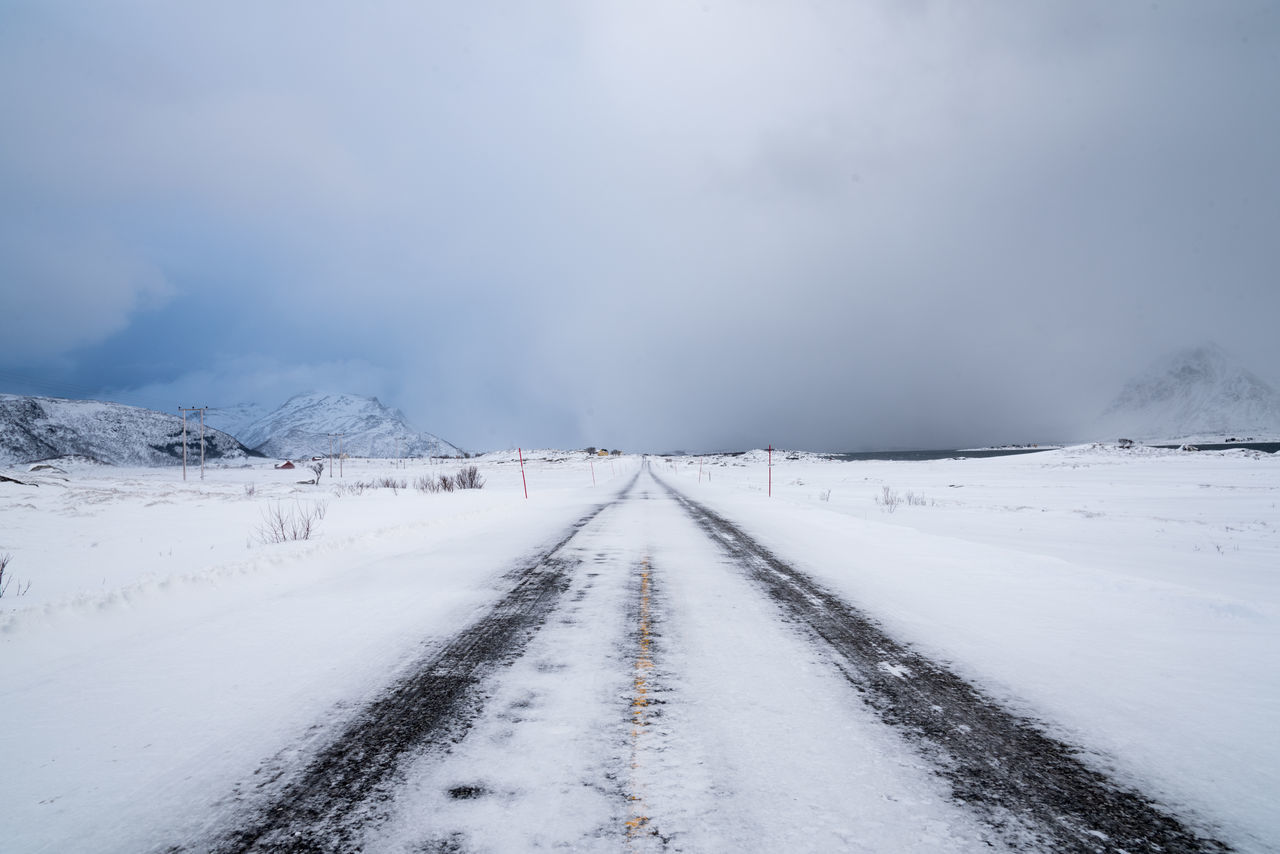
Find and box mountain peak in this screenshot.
[239,393,460,459]
[0,395,255,466]
[1097,343,1280,441]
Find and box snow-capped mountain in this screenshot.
[0,395,257,467]
[239,392,462,459]
[1095,344,1280,441]
[204,403,269,440]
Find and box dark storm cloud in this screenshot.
[2,1,1278,451]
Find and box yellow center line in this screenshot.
[627,557,655,844]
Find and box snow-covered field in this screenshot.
[1,446,1276,851]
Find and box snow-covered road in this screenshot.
[148,463,1224,852]
[343,468,1007,853]
[4,448,1270,852]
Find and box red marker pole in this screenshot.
[768,445,772,497]
[590,459,596,487]
[518,447,528,499]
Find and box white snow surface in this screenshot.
[1,446,1276,851]
[237,391,461,459]
[1095,342,1280,442]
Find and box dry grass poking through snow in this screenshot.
[257,501,327,544]
[0,552,31,597]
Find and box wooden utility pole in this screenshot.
[328,433,345,477]
[178,406,208,480]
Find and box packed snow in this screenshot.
[1,445,1276,851]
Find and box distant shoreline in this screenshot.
[828,447,1058,462]
[1148,441,1280,454]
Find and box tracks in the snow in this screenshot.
[180,480,633,854]
[659,474,1230,854]
[181,465,1231,853]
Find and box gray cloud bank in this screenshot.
[2,1,1278,451]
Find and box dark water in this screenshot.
[829,447,1058,462]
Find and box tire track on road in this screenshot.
[179,477,637,854]
[660,475,1230,854]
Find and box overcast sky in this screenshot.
[2,1,1278,451]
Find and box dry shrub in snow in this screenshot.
[375,476,407,493]
[876,486,902,513]
[258,501,324,544]
[0,553,30,597]
[429,473,457,493]
[411,468,483,494]
[455,465,485,490]
[340,480,371,496]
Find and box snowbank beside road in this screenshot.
[664,445,1279,852]
[1,447,1275,851]
[0,454,637,852]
